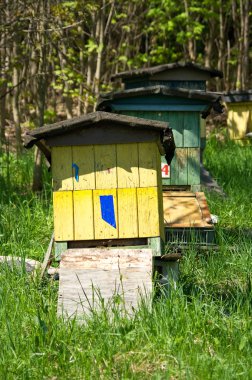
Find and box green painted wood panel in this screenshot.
[122,110,201,149]
[170,148,188,185]
[122,111,184,147]
[166,112,184,148]
[120,111,201,187]
[183,112,200,147]
[188,148,200,185]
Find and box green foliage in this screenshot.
[0,137,252,378]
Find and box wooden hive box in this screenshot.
[24,111,173,251]
[97,62,223,191]
[224,91,252,143]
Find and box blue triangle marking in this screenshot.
[99,195,116,228]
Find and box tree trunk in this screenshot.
[12,42,23,156]
[0,26,7,151]
[93,0,105,110]
[184,0,196,61]
[60,44,73,119]
[32,147,43,192]
[32,0,48,192]
[241,0,249,89]
[216,0,225,91]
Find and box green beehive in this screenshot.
[97,63,223,247]
[97,62,223,191]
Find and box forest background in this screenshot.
[0,0,251,189]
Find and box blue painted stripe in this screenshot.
[72,163,79,182]
[100,195,116,228]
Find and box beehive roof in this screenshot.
[97,86,223,117]
[98,85,221,104]
[223,90,252,103]
[111,62,223,81]
[24,111,168,149]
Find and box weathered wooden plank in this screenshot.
[137,187,160,237]
[61,248,152,269]
[143,111,184,148]
[183,112,200,147]
[117,143,139,188]
[57,248,153,318]
[53,191,74,241]
[170,148,188,185]
[163,191,195,197]
[167,112,184,147]
[93,189,118,239]
[72,145,95,190]
[187,148,200,185]
[163,191,211,227]
[52,147,73,191]
[195,192,212,221]
[138,142,158,187]
[117,188,138,238]
[73,190,94,240]
[95,144,117,189]
[54,241,67,261]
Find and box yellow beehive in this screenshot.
[51,141,163,241]
[25,112,171,245]
[224,91,252,142]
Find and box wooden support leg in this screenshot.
[154,257,179,294]
[54,241,67,261]
[148,237,164,256]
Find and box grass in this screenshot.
[0,137,252,379]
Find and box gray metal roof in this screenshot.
[111,62,223,81]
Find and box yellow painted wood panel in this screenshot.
[73,190,94,240]
[95,145,117,189]
[227,103,250,139]
[155,145,162,187]
[52,147,73,191]
[137,187,160,237]
[138,142,158,187]
[117,188,138,238]
[117,144,139,188]
[72,146,95,190]
[53,191,74,241]
[157,184,165,241]
[93,189,118,239]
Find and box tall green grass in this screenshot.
[0,139,251,379]
[204,136,252,228]
[0,151,52,260]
